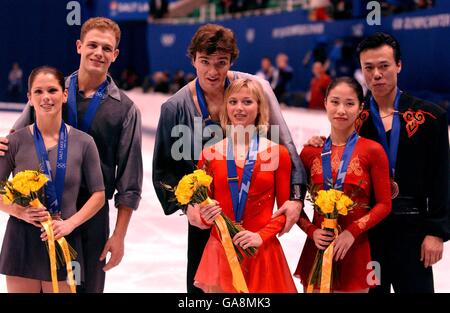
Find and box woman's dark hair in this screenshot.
[357,32,401,64]
[187,24,239,62]
[28,65,65,91]
[324,77,364,106]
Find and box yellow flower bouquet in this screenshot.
[0,170,48,206]
[305,186,355,293]
[0,170,77,293]
[162,169,257,261]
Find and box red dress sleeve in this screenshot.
[257,145,291,242]
[298,210,319,239]
[346,140,392,238]
[296,147,319,238]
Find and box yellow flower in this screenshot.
[12,180,31,195]
[171,170,213,205]
[192,169,212,188]
[336,194,353,216]
[175,174,195,205]
[177,174,194,190]
[315,190,334,214]
[29,175,48,192]
[328,189,343,202]
[314,189,353,216]
[175,189,193,205]
[11,170,48,195]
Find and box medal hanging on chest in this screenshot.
[390,179,399,199]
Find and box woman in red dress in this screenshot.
[295,77,391,292]
[194,78,297,293]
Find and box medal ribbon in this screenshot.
[227,132,259,223]
[67,73,108,133]
[321,131,359,191]
[369,88,401,178]
[33,121,68,215]
[195,77,230,126]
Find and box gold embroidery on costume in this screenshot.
[355,110,369,134]
[356,214,370,230]
[348,156,363,176]
[402,109,436,138]
[311,155,363,177]
[311,157,323,176]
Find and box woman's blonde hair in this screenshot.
[220,78,269,134]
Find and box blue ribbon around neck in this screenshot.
[67,73,108,133]
[369,88,401,178]
[321,131,359,191]
[195,77,230,127]
[33,121,68,215]
[226,132,259,223]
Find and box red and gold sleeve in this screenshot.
[346,142,392,238]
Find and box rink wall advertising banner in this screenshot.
[147,5,450,96]
[95,0,149,21]
[94,0,177,21]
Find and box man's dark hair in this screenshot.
[357,32,401,64]
[187,24,239,62]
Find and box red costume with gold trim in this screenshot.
[295,137,391,291]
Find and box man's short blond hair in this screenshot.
[80,17,121,48]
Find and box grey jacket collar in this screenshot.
[65,71,121,101]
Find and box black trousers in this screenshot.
[186,224,210,293]
[369,215,434,293]
[76,200,110,293]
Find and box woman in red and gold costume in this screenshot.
[194,78,297,293]
[295,77,391,292]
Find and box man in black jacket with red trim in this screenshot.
[355,32,449,293]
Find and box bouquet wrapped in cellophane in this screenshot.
[0,170,77,293]
[305,184,356,293]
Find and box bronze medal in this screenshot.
[391,179,399,199]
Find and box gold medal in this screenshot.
[391,179,399,199]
